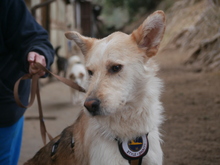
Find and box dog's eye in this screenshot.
[110,65,123,73]
[88,70,93,76]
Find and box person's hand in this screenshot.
[28,52,46,77]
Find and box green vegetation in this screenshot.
[93,0,175,35]
[104,0,162,16]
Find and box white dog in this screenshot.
[25,10,166,165]
[68,55,87,105]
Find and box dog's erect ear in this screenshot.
[131,10,166,57]
[65,31,94,55]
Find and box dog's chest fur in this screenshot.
[89,133,128,164]
[73,81,163,165]
[73,113,134,165]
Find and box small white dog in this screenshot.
[68,55,87,105]
[25,10,166,165]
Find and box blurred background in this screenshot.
[24,0,220,72]
[21,0,220,165]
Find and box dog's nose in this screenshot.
[84,98,100,115]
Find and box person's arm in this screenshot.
[3,0,54,74]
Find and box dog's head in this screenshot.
[69,72,85,86]
[65,11,165,116]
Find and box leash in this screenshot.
[14,62,86,145]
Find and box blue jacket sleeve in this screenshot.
[2,0,54,73]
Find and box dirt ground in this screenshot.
[18,49,220,165]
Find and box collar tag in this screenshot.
[118,134,149,160]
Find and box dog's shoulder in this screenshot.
[24,112,89,165]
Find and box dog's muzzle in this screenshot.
[84,97,101,116]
